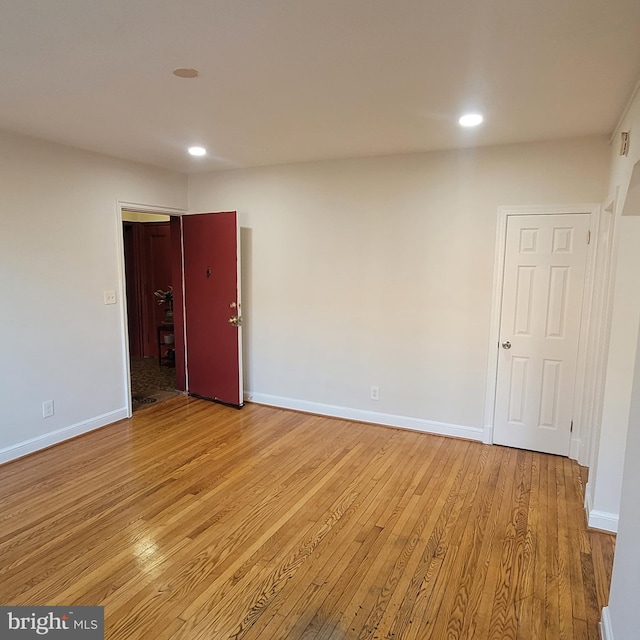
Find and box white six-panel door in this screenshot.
[493,214,590,456]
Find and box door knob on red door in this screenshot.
[229,316,242,327]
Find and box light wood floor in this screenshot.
[0,396,615,640]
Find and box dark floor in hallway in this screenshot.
[130,356,179,411]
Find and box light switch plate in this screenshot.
[104,290,117,305]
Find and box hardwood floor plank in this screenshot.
[591,528,615,609]
[431,445,502,640]
[8,415,353,604]
[307,439,462,640]
[466,446,519,639]
[310,444,451,640]
[0,398,616,640]
[352,440,472,639]
[376,443,477,640]
[209,430,417,640]
[485,449,531,640]
[246,437,422,640]
[516,451,542,640]
[563,457,587,626]
[555,456,575,640]
[107,445,367,638]
[580,551,601,640]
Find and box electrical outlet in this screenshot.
[104,290,117,305]
[370,386,380,401]
[42,400,55,418]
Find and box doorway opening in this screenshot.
[117,203,244,417]
[122,210,181,411]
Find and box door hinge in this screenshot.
[570,419,573,433]
[587,230,591,245]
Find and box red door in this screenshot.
[181,212,243,407]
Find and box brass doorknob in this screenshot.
[229,316,242,327]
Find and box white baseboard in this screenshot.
[483,424,494,444]
[244,392,484,442]
[0,408,128,465]
[600,606,614,640]
[588,509,618,533]
[584,481,619,532]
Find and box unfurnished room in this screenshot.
[1,1,640,639]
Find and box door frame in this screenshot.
[483,204,601,460]
[115,201,187,417]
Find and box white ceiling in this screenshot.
[1,0,639,174]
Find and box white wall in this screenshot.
[587,86,640,533]
[189,137,609,437]
[597,86,640,639]
[588,217,640,529]
[603,316,640,640]
[0,130,186,461]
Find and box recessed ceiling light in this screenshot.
[173,68,199,78]
[188,146,207,157]
[459,113,484,127]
